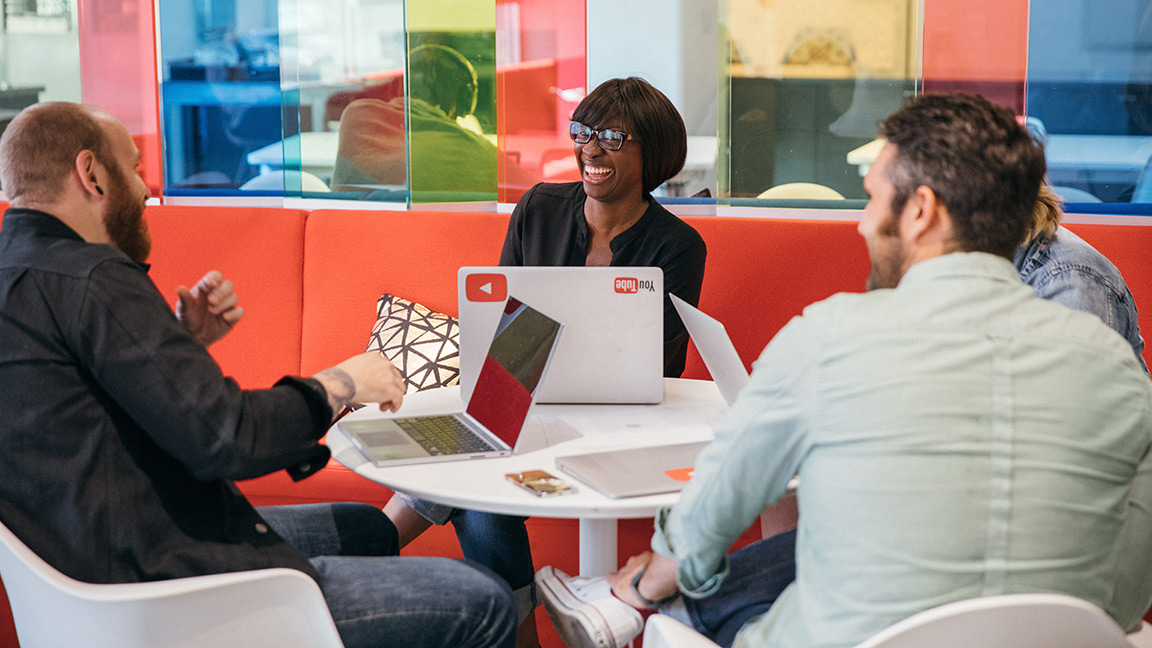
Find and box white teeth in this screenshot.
[585,165,612,175]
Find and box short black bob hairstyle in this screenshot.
[571,77,687,195]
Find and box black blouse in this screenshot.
[500,182,707,377]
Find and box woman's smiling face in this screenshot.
[575,121,644,205]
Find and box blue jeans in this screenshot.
[259,503,518,648]
[402,494,536,615]
[682,529,797,648]
[448,509,535,592]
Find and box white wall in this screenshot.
[5,32,81,102]
[586,0,719,136]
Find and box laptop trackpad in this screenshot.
[346,421,430,461]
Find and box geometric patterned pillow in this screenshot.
[365,294,460,393]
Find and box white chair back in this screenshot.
[855,593,1133,648]
[0,520,344,648]
[643,593,1146,648]
[240,169,331,192]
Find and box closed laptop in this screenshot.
[554,441,709,498]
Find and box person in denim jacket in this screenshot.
[1014,183,1148,374]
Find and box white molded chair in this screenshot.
[1051,185,1103,203]
[240,169,331,193]
[643,593,1152,648]
[0,520,343,648]
[757,182,845,200]
[1134,155,1152,204]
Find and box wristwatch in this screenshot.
[630,562,679,609]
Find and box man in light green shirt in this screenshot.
[536,93,1152,648]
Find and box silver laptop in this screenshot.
[458,267,664,404]
[339,296,562,467]
[671,294,749,405]
[554,441,710,498]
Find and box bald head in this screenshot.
[0,102,116,207]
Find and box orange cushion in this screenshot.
[1064,222,1152,370]
[680,217,869,379]
[300,209,510,376]
[145,205,308,389]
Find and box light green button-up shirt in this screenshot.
[653,252,1152,648]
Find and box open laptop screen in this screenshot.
[465,297,561,447]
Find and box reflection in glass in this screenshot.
[400,0,498,204]
[721,0,917,202]
[332,43,498,202]
[278,0,406,200]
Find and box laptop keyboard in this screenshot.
[395,416,498,455]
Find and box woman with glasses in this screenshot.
[383,77,707,648]
[502,76,707,375]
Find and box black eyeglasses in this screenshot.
[569,121,634,151]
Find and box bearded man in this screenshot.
[0,102,517,648]
[537,93,1152,648]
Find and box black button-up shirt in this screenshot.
[0,209,331,583]
[499,182,707,377]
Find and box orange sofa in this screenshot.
[2,205,1150,647]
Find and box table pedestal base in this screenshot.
[579,519,617,576]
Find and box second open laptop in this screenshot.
[339,296,562,467]
[670,294,749,405]
[458,266,664,404]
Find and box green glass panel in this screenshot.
[279,0,408,202]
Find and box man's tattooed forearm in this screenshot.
[316,367,356,411]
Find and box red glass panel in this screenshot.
[496,0,586,204]
[77,0,163,197]
[922,0,1029,113]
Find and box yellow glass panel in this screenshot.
[721,0,918,202]
[406,0,498,204]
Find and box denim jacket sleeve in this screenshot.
[1016,228,1148,375]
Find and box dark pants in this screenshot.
[684,528,797,648]
[259,503,518,648]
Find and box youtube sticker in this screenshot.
[465,273,508,302]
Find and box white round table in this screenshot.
[327,378,726,574]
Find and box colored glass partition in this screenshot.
[79,0,163,196]
[55,0,1152,213]
[155,0,283,194]
[921,0,1028,112]
[1026,0,1152,203]
[495,0,586,204]
[406,0,498,205]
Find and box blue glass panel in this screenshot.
[1027,0,1152,203]
[157,0,283,194]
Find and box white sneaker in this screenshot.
[535,566,644,648]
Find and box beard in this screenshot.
[864,211,905,291]
[102,166,151,264]
[865,248,905,291]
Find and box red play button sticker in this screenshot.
[465,273,508,302]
